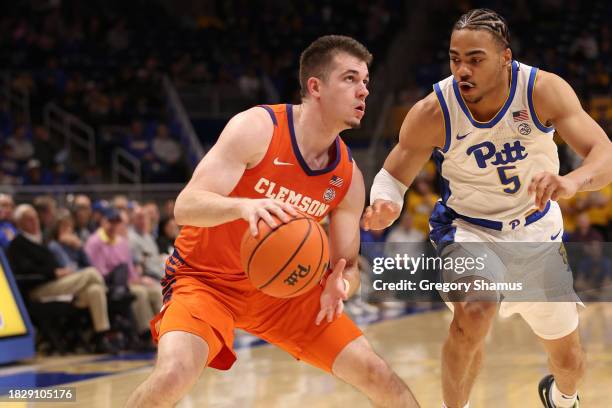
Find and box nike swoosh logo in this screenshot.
[273,157,293,166]
[551,229,562,240]
[456,132,472,140]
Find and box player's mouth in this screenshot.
[354,104,365,117]
[459,81,475,93]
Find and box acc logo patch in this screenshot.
[323,187,336,202]
[518,123,531,135]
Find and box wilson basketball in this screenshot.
[240,214,329,298]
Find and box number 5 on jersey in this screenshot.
[497,165,521,194]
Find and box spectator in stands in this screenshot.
[48,210,91,270]
[570,30,599,60]
[32,125,60,171]
[152,124,181,168]
[7,204,114,353]
[575,240,612,300]
[569,212,604,242]
[156,217,179,255]
[33,195,58,241]
[85,207,162,341]
[72,194,95,242]
[143,201,161,238]
[385,212,425,243]
[23,158,51,185]
[162,198,175,220]
[5,125,33,162]
[0,193,17,249]
[128,207,165,279]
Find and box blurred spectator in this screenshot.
[48,211,91,270]
[156,217,179,255]
[569,30,599,60]
[5,125,33,162]
[385,212,425,243]
[128,207,165,279]
[7,204,114,353]
[406,177,439,237]
[33,195,58,241]
[72,194,95,242]
[0,193,17,249]
[84,207,162,339]
[32,125,60,171]
[143,201,161,238]
[152,124,181,167]
[569,213,604,243]
[575,241,612,300]
[162,199,175,220]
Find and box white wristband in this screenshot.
[370,168,408,207]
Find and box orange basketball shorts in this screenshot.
[150,272,362,372]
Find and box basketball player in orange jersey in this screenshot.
[127,35,419,407]
[362,9,612,408]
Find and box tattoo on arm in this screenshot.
[581,177,593,188]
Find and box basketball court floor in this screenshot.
[1,302,610,407]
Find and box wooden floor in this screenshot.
[4,303,612,408]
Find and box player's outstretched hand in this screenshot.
[528,172,579,211]
[316,259,349,326]
[361,199,401,230]
[240,198,299,236]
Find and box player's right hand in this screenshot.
[361,199,401,230]
[240,198,299,236]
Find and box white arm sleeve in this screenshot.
[369,168,408,207]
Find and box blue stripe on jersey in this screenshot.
[452,60,519,129]
[525,200,551,225]
[527,68,555,133]
[429,201,457,254]
[257,105,278,126]
[287,104,342,176]
[432,150,451,203]
[433,82,451,153]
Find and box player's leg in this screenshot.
[520,302,584,408]
[245,286,419,407]
[126,330,209,407]
[438,241,503,408]
[127,277,238,407]
[331,335,419,407]
[442,297,497,408]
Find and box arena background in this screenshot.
[0,0,609,406]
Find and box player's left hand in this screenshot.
[528,172,579,211]
[315,258,349,326]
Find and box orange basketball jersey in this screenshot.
[169,104,354,281]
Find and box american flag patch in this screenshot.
[512,109,529,122]
[329,175,343,187]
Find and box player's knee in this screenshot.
[354,354,393,389]
[461,302,496,329]
[450,303,495,345]
[153,357,202,391]
[551,346,585,374]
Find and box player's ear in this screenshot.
[307,77,322,99]
[502,47,512,66]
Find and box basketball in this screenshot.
[240,214,329,298]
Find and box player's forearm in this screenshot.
[174,189,245,227]
[565,142,612,192]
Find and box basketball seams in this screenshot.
[258,219,313,290]
[284,222,327,297]
[245,216,309,279]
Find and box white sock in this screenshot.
[551,380,577,407]
[442,403,469,408]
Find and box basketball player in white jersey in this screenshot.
[362,8,612,408]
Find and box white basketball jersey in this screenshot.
[432,60,559,231]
